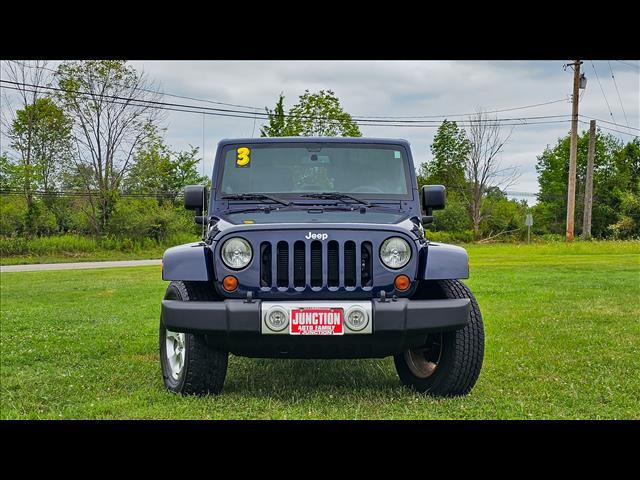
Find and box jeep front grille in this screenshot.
[260,240,373,289]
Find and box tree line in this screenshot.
[1,60,638,246]
[417,117,639,241]
[1,61,207,241]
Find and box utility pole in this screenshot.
[582,120,596,239]
[565,60,583,242]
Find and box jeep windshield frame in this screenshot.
[212,141,416,208]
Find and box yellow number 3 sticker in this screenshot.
[236,147,251,167]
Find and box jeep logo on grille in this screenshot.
[305,232,328,240]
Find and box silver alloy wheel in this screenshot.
[165,329,186,380]
[404,333,443,379]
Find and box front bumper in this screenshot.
[161,298,470,358]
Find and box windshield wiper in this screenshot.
[221,193,290,207]
[299,192,372,207]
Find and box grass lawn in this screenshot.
[1,241,639,419]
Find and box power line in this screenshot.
[0,82,289,123]
[329,98,570,119]
[0,79,276,118]
[0,79,569,124]
[3,60,260,111]
[504,191,538,197]
[590,60,617,125]
[578,120,638,138]
[578,115,639,132]
[0,81,573,128]
[615,60,640,71]
[0,89,570,129]
[608,61,630,129]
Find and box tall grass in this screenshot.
[0,233,199,258]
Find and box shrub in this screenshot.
[0,196,27,236]
[46,196,94,235]
[0,196,58,236]
[106,198,191,242]
[608,216,637,240]
[431,195,470,232]
[29,201,59,236]
[480,196,527,238]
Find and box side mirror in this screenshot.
[184,185,209,224]
[421,185,446,224]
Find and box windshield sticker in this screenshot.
[394,151,401,159]
[236,147,251,167]
[242,219,255,224]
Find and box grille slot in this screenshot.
[276,241,288,288]
[293,241,306,287]
[344,241,356,287]
[260,242,271,287]
[327,241,339,287]
[361,241,373,287]
[310,241,323,287]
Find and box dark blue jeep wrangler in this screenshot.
[160,137,484,397]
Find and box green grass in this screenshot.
[1,242,639,419]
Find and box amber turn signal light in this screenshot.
[223,275,238,292]
[394,274,411,291]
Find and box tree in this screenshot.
[9,97,72,194]
[124,124,209,201]
[464,111,518,239]
[419,120,470,192]
[534,129,627,237]
[55,60,163,234]
[260,93,296,137]
[261,90,361,137]
[1,61,54,222]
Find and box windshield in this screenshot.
[216,143,412,199]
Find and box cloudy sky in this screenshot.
[4,60,640,201]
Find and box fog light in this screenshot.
[266,307,289,332]
[345,306,369,331]
[223,275,238,292]
[394,274,411,291]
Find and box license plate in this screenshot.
[290,308,343,335]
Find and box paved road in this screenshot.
[1,259,162,273]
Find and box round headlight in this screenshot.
[221,237,252,269]
[380,237,411,269]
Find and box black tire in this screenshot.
[394,279,484,397]
[159,281,228,395]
